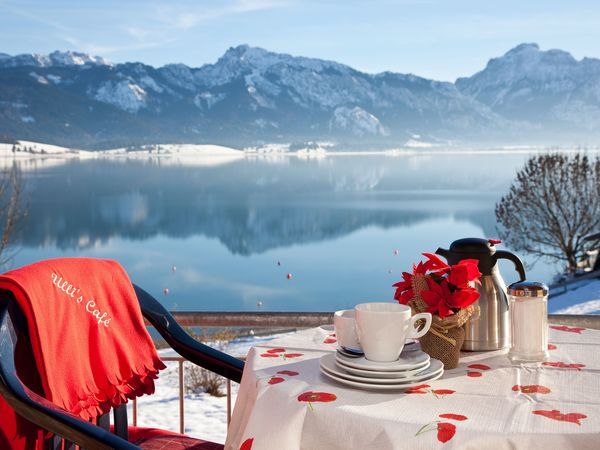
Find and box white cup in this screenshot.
[334,309,362,352]
[355,302,432,362]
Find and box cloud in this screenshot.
[155,0,291,30]
[61,35,176,56]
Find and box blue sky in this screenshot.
[1,0,599,81]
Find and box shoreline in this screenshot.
[2,140,600,162]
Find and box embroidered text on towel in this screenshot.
[51,272,112,327]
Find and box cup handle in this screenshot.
[408,313,432,339]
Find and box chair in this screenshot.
[0,283,245,449]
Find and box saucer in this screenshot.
[320,359,443,390]
[321,354,442,384]
[340,360,430,379]
[335,349,430,372]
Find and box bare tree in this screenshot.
[495,153,600,274]
[0,163,25,265]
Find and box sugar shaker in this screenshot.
[507,281,550,363]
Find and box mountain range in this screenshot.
[1,43,599,149]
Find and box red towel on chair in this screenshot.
[0,258,166,449]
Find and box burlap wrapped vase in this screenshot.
[408,297,479,369]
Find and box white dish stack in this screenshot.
[320,346,444,390]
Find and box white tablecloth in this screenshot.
[225,324,600,449]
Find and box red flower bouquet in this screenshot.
[393,253,481,318]
[393,253,482,368]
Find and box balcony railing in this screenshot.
[140,312,600,437]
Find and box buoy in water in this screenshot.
[163,287,169,296]
[286,273,292,280]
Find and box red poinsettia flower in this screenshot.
[533,410,587,425]
[268,377,285,385]
[421,278,480,318]
[448,259,481,288]
[297,391,337,403]
[437,422,456,443]
[512,385,551,394]
[277,370,299,376]
[323,337,337,344]
[421,253,450,274]
[467,371,482,377]
[393,253,481,316]
[393,271,417,305]
[488,239,502,245]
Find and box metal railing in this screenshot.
[136,312,600,435]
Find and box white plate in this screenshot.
[320,361,444,390]
[340,360,431,379]
[335,349,430,372]
[321,354,442,384]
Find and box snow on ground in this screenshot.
[550,278,600,314]
[130,332,291,444]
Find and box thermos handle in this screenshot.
[494,250,526,281]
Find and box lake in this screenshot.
[4,151,572,312]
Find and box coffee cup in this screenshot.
[334,309,362,352]
[355,302,432,362]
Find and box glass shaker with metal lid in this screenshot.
[507,281,550,363]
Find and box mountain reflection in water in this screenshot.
[8,152,560,310]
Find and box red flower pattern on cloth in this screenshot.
[533,410,587,425]
[437,422,456,443]
[467,364,491,371]
[240,437,254,450]
[550,325,586,334]
[439,414,468,421]
[466,363,490,378]
[297,391,337,403]
[548,344,557,350]
[405,384,455,397]
[268,377,285,385]
[405,384,430,394]
[416,413,468,443]
[277,370,299,376]
[323,337,337,344]
[297,391,337,411]
[259,348,304,359]
[512,385,551,394]
[543,361,586,370]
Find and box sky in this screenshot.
[1,0,600,81]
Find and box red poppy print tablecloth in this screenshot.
[225,325,600,450]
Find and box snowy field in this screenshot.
[130,332,290,444]
[550,278,600,314]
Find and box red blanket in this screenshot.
[0,258,166,449]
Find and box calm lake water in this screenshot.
[5,151,569,312]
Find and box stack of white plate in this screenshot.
[319,348,444,390]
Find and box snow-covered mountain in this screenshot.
[0,44,599,148]
[456,43,600,135]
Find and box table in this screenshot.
[225,325,600,449]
